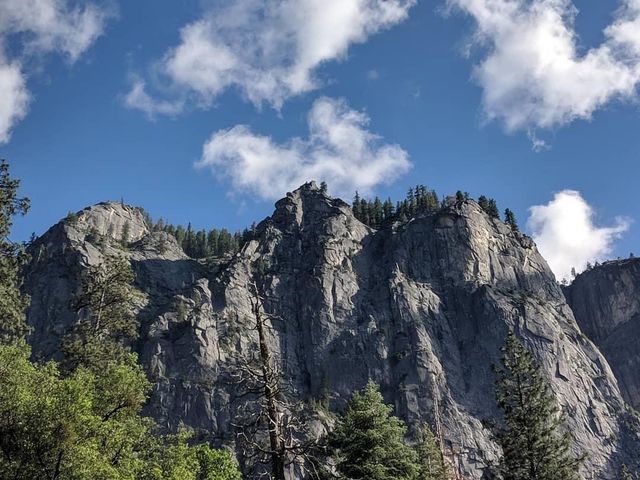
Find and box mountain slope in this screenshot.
[564,258,640,410]
[23,183,637,479]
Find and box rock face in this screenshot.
[564,258,640,409]
[23,185,638,479]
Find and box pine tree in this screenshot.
[0,160,31,343]
[61,255,139,372]
[353,191,362,220]
[493,332,582,480]
[329,381,420,480]
[407,187,416,215]
[478,195,489,212]
[415,424,449,480]
[121,220,131,245]
[504,209,519,232]
[383,198,394,223]
[372,197,383,228]
[320,181,328,194]
[487,199,500,218]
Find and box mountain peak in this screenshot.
[61,201,150,244]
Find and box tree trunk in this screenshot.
[252,298,286,480]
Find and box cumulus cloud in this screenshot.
[196,97,412,200]
[127,0,415,113]
[447,0,640,131]
[527,190,631,281]
[0,61,29,144]
[0,0,109,143]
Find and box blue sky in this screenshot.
[1,0,639,280]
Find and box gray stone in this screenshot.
[564,258,640,409]
[23,186,638,479]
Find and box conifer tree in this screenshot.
[121,220,131,245]
[487,199,500,218]
[493,332,582,480]
[504,209,519,232]
[0,160,30,343]
[478,195,489,212]
[407,187,416,215]
[415,424,449,480]
[329,381,420,480]
[353,191,361,220]
[62,255,139,372]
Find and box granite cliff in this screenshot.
[23,183,639,479]
[564,258,640,411]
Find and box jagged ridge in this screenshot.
[23,183,638,479]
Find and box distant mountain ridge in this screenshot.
[22,182,640,479]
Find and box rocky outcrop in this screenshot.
[23,185,638,479]
[564,258,640,409]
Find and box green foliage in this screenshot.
[0,343,242,480]
[415,424,449,480]
[0,343,147,479]
[353,185,439,228]
[154,220,250,259]
[121,220,131,245]
[0,159,31,343]
[61,255,139,372]
[194,444,243,480]
[329,381,420,480]
[455,190,470,202]
[140,433,241,480]
[493,332,582,480]
[65,210,80,225]
[504,209,519,232]
[478,195,500,218]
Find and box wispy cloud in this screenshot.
[196,97,412,200]
[124,79,184,119]
[126,0,415,114]
[0,0,111,143]
[527,190,631,281]
[447,0,640,132]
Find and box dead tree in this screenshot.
[230,284,323,480]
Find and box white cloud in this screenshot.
[196,97,412,200]
[127,0,415,113]
[447,0,640,131]
[527,190,631,281]
[0,61,29,144]
[124,79,184,118]
[0,0,109,143]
